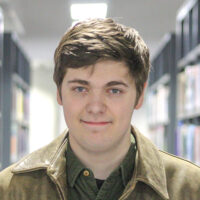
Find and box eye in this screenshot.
[73,86,87,93]
[109,88,122,94]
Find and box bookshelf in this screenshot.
[147,0,200,165]
[1,33,30,170]
[175,0,200,165]
[0,8,3,170]
[147,33,176,154]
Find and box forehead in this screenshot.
[63,60,134,84]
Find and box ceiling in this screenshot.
[0,0,186,66]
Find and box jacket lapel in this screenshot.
[11,126,169,200]
[12,129,69,200]
[131,126,169,200]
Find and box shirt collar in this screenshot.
[66,138,136,188]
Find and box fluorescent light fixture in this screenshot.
[70,3,107,20]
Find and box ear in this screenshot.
[57,89,63,105]
[135,82,147,110]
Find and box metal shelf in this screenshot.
[12,73,30,91]
[11,117,29,128]
[148,121,169,129]
[148,73,170,91]
[177,108,200,121]
[178,44,200,70]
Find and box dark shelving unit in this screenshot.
[0,8,4,170]
[175,0,200,164]
[147,0,200,165]
[1,32,31,170]
[176,0,200,62]
[148,33,176,154]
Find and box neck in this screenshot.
[69,133,131,180]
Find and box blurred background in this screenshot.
[1,0,200,170]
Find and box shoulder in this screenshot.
[159,150,200,197]
[160,150,200,173]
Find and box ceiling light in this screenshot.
[70,3,107,20]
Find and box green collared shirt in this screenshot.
[66,138,136,200]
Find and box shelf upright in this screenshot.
[167,34,177,155]
[0,7,4,171]
[2,33,13,169]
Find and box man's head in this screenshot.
[54,18,150,104]
[54,18,150,153]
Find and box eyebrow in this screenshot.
[67,79,129,88]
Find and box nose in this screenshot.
[86,91,106,115]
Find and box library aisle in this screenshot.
[0,0,200,170]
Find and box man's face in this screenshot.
[57,60,145,153]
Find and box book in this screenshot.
[183,14,190,56]
[176,122,200,165]
[177,64,200,117]
[10,122,18,163]
[194,126,200,165]
[176,121,183,156]
[185,66,195,113]
[194,64,200,110]
[147,85,169,126]
[148,125,165,151]
[10,82,30,163]
[186,124,195,161]
[177,71,186,116]
[191,2,199,49]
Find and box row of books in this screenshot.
[176,122,200,165]
[10,122,29,163]
[148,125,165,151]
[147,85,169,125]
[177,64,200,117]
[177,0,199,58]
[12,83,29,123]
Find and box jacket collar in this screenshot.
[12,129,69,200]
[12,126,169,200]
[131,126,169,200]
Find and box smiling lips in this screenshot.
[81,120,111,125]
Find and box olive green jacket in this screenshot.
[0,126,200,200]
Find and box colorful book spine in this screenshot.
[177,64,200,117]
[147,85,169,126]
[194,126,200,165]
[176,122,200,165]
[11,82,29,163]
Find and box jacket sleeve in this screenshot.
[161,151,200,200]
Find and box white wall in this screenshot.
[29,64,61,152]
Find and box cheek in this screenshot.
[62,98,83,122]
[112,100,135,120]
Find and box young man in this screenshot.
[0,18,200,200]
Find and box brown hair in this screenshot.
[53,18,150,102]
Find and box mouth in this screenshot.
[80,120,112,126]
